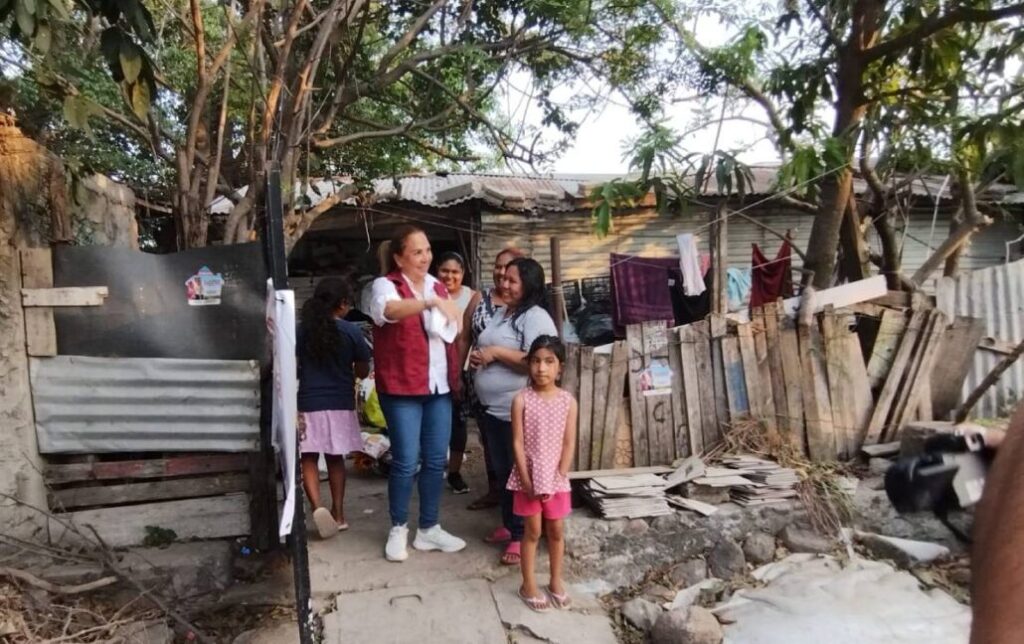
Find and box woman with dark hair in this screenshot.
[471,257,557,565]
[297,277,371,539]
[369,225,466,562]
[435,251,475,494]
[460,247,525,510]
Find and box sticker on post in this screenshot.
[640,359,673,397]
[185,266,225,306]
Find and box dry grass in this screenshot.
[714,418,854,536]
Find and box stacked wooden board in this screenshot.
[720,455,800,506]
[564,282,981,467]
[580,473,673,518]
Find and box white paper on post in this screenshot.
[266,280,298,538]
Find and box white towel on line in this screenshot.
[676,233,706,296]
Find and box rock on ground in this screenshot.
[779,526,833,554]
[856,532,950,569]
[232,621,299,644]
[707,539,745,580]
[742,532,776,565]
[669,558,708,589]
[621,597,663,633]
[651,606,723,644]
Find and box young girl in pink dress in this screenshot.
[508,335,578,612]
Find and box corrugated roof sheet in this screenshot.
[937,259,1024,418]
[30,356,261,454]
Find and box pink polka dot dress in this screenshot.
[507,387,573,495]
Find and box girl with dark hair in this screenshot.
[369,225,466,562]
[470,257,557,565]
[298,277,371,539]
[509,335,577,612]
[435,251,475,494]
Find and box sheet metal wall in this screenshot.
[937,259,1024,418]
[479,206,1018,287]
[30,355,260,454]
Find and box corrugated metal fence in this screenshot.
[937,259,1024,418]
[30,355,261,453]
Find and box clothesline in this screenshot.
[607,248,798,272]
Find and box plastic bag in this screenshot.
[358,378,387,429]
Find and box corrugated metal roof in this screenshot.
[372,173,582,211]
[30,356,260,454]
[937,259,1024,418]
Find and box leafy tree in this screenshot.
[2,0,635,250]
[599,0,1024,288]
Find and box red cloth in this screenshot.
[750,240,793,309]
[372,271,461,396]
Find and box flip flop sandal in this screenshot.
[312,507,339,540]
[500,541,521,565]
[518,587,550,613]
[546,586,572,610]
[337,522,350,532]
[483,527,512,544]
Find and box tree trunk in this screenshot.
[0,115,54,533]
[872,210,903,290]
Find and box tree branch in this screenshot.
[864,3,1024,63]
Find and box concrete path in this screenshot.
[308,438,619,644]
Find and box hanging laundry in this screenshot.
[609,253,678,329]
[669,267,712,326]
[676,233,707,296]
[726,268,752,312]
[750,240,794,309]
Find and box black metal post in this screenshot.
[265,165,315,644]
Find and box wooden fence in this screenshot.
[564,297,960,468]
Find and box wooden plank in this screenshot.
[576,346,595,471]
[44,454,251,485]
[866,309,908,390]
[626,325,650,467]
[751,309,777,431]
[721,336,749,418]
[737,323,763,422]
[562,343,581,470]
[777,304,806,451]
[589,352,611,470]
[22,286,109,307]
[736,275,888,322]
[820,308,849,459]
[642,321,676,465]
[692,320,721,450]
[822,308,872,458]
[612,397,634,469]
[678,325,706,456]
[762,301,788,434]
[861,441,900,457]
[863,309,929,445]
[50,473,250,510]
[931,317,986,420]
[51,494,250,548]
[568,465,673,480]
[20,249,56,356]
[709,314,730,435]
[666,326,690,459]
[600,341,630,469]
[890,311,948,436]
[841,313,874,453]
[799,319,835,461]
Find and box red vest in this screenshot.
[372,272,461,396]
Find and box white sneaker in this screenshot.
[385,525,409,562]
[412,525,467,553]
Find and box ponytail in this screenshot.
[378,224,425,275]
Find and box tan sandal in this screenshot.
[518,587,550,613]
[546,586,572,609]
[312,507,338,539]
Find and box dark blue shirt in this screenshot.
[297,319,371,412]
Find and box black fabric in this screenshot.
[669,267,712,326]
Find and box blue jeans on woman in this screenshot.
[480,412,524,541]
[379,393,452,529]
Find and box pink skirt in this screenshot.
[300,409,363,456]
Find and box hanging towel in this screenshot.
[669,267,712,326]
[726,268,752,312]
[750,240,794,309]
[609,253,679,329]
[676,233,706,296]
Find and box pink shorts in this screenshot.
[512,490,572,520]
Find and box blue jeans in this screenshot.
[480,413,524,541]
[379,393,452,529]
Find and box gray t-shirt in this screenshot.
[473,305,557,421]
